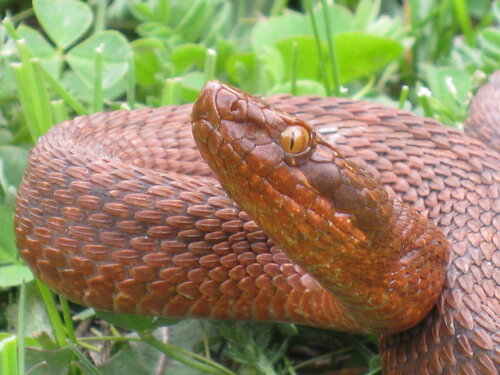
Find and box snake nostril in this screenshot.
[230,99,239,113]
[228,98,248,122]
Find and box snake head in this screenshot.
[191,81,353,243]
[192,80,318,165]
[191,81,390,239]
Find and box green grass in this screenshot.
[0,0,498,374]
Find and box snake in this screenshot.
[14,72,499,374]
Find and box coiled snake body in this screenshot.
[15,74,500,374]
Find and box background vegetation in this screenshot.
[0,0,498,374]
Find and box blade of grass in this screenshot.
[33,60,88,116]
[2,16,20,40]
[35,280,67,348]
[234,61,247,88]
[0,335,18,375]
[17,282,26,375]
[16,40,53,135]
[59,296,76,343]
[140,331,237,375]
[92,44,104,113]
[127,55,136,109]
[199,321,211,360]
[398,85,409,109]
[202,2,233,43]
[255,54,268,94]
[10,9,34,24]
[417,86,433,117]
[160,78,181,106]
[365,368,382,375]
[236,0,245,25]
[68,342,103,375]
[93,0,107,33]
[11,63,40,141]
[51,100,69,124]
[452,0,474,46]
[30,58,54,135]
[432,0,453,60]
[204,48,217,82]
[320,0,340,95]
[352,75,375,100]
[157,0,170,23]
[291,40,298,95]
[284,358,298,375]
[293,346,353,371]
[175,0,205,34]
[270,0,288,16]
[303,0,332,95]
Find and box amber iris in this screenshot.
[279,125,311,154]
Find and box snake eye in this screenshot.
[280,125,311,154]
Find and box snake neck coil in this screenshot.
[192,81,450,334]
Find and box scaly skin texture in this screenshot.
[15,76,499,374]
[192,82,449,335]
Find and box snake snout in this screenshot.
[192,80,222,127]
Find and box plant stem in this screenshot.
[93,44,104,113]
[303,0,332,95]
[140,331,236,375]
[320,0,340,96]
[17,282,26,375]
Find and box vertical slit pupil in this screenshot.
[290,131,296,150]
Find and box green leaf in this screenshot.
[174,0,217,42]
[96,311,157,332]
[255,46,285,93]
[201,1,233,43]
[250,10,310,50]
[354,0,381,30]
[0,265,33,288]
[368,354,381,371]
[479,28,500,58]
[313,2,354,36]
[0,146,29,204]
[270,79,326,96]
[494,0,500,23]
[422,65,472,117]
[0,205,17,263]
[33,0,93,50]
[11,282,54,338]
[0,64,17,100]
[180,72,207,102]
[0,129,13,144]
[131,38,165,88]
[66,31,132,92]
[136,22,174,40]
[62,70,128,103]
[97,338,166,375]
[129,2,157,23]
[214,39,234,75]
[0,334,18,375]
[25,347,73,375]
[171,44,208,74]
[273,36,321,81]
[225,52,257,91]
[17,25,63,78]
[334,31,404,84]
[98,321,207,375]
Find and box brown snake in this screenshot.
[15,73,499,374]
